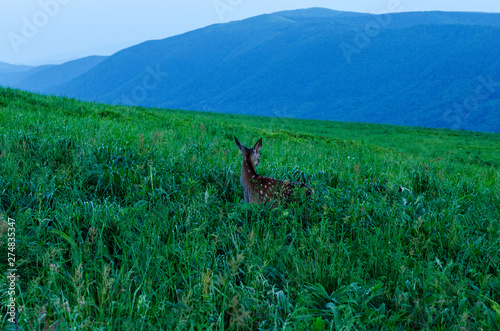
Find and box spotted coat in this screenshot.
[235,137,313,205]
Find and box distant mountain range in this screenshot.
[0,56,106,92]
[1,8,499,133]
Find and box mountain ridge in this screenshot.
[1,8,499,132]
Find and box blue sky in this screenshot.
[1,0,500,65]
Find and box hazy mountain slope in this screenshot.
[0,62,32,73]
[4,8,500,132]
[52,14,298,101]
[16,56,107,93]
[0,65,50,87]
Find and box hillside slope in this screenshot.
[0,64,50,87]
[16,56,107,92]
[1,56,106,92]
[0,87,499,329]
[1,8,500,132]
[0,62,32,73]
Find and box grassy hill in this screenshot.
[0,87,499,329]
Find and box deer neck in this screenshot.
[241,155,258,182]
[240,156,259,203]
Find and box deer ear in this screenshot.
[234,137,243,151]
[254,138,263,152]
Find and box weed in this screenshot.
[0,87,498,329]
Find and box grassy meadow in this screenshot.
[0,87,499,330]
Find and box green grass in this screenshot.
[0,87,499,330]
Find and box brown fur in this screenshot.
[234,137,313,205]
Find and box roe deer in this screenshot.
[234,137,314,205]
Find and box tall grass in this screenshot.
[0,87,499,329]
